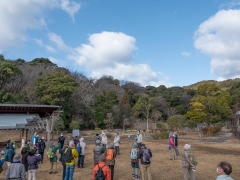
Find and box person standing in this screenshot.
[79,138,87,168]
[105,142,116,180]
[31,132,37,146]
[93,140,104,167]
[21,147,29,172]
[138,144,152,180]
[101,133,107,152]
[92,154,111,180]
[27,149,42,180]
[130,142,139,180]
[216,161,233,180]
[169,133,176,160]
[48,141,61,174]
[5,142,15,163]
[182,144,196,180]
[114,132,120,155]
[173,132,179,157]
[73,136,79,148]
[25,140,30,151]
[5,154,26,180]
[63,140,79,180]
[59,142,69,180]
[21,136,26,150]
[58,133,65,149]
[95,133,101,144]
[38,138,46,163]
[136,130,142,149]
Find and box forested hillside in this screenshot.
[1,55,240,130]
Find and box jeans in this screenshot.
[102,144,106,151]
[78,155,85,167]
[64,165,75,180]
[28,169,38,180]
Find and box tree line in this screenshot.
[1,54,240,131]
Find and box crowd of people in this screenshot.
[0,130,235,180]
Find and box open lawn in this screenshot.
[1,132,240,180]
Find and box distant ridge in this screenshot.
[183,78,240,90]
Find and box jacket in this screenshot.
[5,161,26,180]
[136,134,142,143]
[38,141,46,153]
[169,137,174,147]
[216,175,234,180]
[27,154,42,170]
[58,135,65,144]
[114,136,120,146]
[101,135,107,145]
[93,145,104,163]
[0,158,5,166]
[64,146,79,166]
[49,143,61,162]
[80,141,87,155]
[182,150,194,168]
[21,147,29,172]
[174,136,178,147]
[92,161,111,180]
[138,147,152,165]
[105,147,116,166]
[7,143,15,163]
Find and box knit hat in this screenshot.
[109,143,114,149]
[132,142,138,148]
[13,154,22,162]
[184,144,191,150]
[96,139,101,145]
[80,137,84,142]
[99,154,106,162]
[169,133,173,137]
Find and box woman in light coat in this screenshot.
[79,138,87,168]
[101,133,107,151]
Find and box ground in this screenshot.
[1,131,240,180]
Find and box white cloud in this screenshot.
[194,9,240,80]
[181,51,191,57]
[34,38,56,53]
[0,0,81,52]
[49,57,58,63]
[48,32,70,51]
[69,31,172,87]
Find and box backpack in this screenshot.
[62,148,73,163]
[95,165,106,180]
[142,148,151,163]
[130,148,138,160]
[4,149,14,161]
[190,152,198,166]
[47,147,55,159]
[76,144,82,155]
[106,149,114,161]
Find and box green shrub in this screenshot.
[213,126,221,134]
[95,127,101,131]
[151,132,161,140]
[159,131,169,139]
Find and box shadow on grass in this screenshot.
[193,145,239,155]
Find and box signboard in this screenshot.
[72,129,80,137]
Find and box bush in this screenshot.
[213,126,221,135]
[106,133,113,139]
[95,127,101,131]
[159,131,169,139]
[69,120,80,130]
[151,132,161,140]
[143,129,146,132]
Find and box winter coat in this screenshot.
[0,158,5,166]
[49,143,61,162]
[64,146,79,166]
[92,161,111,180]
[101,135,107,145]
[93,145,104,163]
[7,143,15,163]
[105,147,116,166]
[136,134,142,143]
[114,136,120,146]
[80,141,87,155]
[138,147,152,165]
[216,175,234,180]
[174,136,178,147]
[31,136,36,145]
[169,137,174,147]
[182,150,194,168]
[27,154,42,170]
[21,147,29,172]
[5,161,26,180]
[58,135,65,144]
[38,141,46,153]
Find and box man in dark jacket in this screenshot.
[21,147,29,172]
[27,149,42,179]
[93,140,104,167]
[38,138,46,163]
[6,142,15,163]
[59,142,69,180]
[138,144,152,180]
[58,133,65,149]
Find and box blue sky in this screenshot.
[1,0,240,87]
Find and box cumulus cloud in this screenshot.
[69,31,172,87]
[194,9,240,80]
[0,0,81,52]
[181,51,191,57]
[48,32,70,51]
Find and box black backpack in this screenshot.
[62,148,73,163]
[95,165,106,180]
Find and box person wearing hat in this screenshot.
[130,142,139,180]
[138,143,152,180]
[101,132,107,151]
[58,133,65,149]
[78,137,87,168]
[5,153,26,180]
[182,144,196,180]
[114,132,120,155]
[27,149,42,180]
[92,154,111,180]
[105,142,116,180]
[93,139,104,167]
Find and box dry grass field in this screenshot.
[1,131,240,180]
